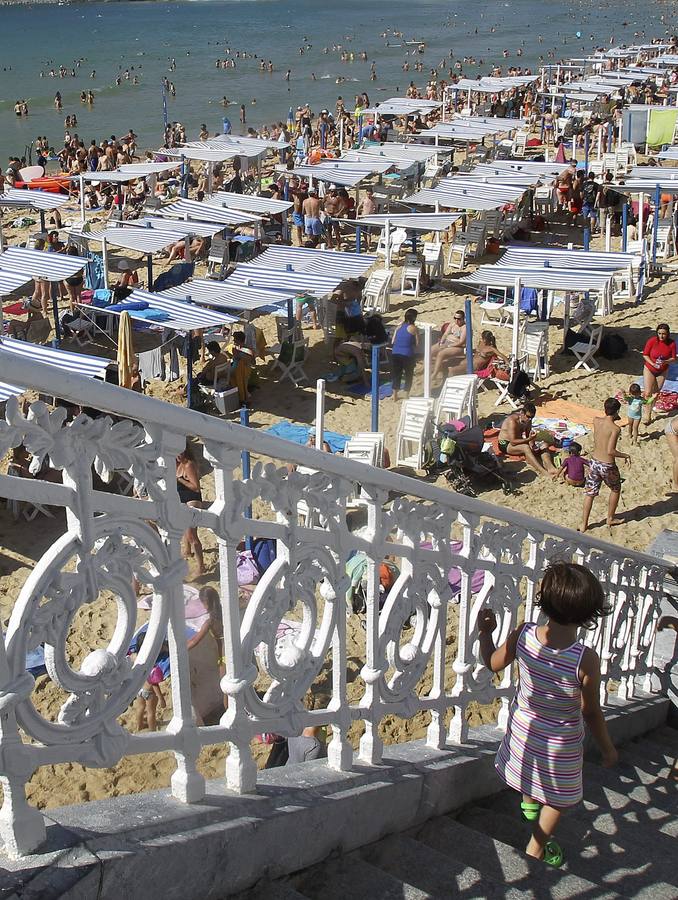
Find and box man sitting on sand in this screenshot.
[497,402,556,476]
[581,397,631,533]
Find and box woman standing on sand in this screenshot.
[642,323,676,424]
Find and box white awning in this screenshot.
[458,266,613,291]
[248,245,377,277]
[406,189,510,211]
[104,290,238,331]
[658,148,678,160]
[470,161,570,178]
[362,98,442,116]
[160,198,261,226]
[497,247,643,272]
[226,266,347,298]
[356,213,461,231]
[163,148,240,163]
[69,224,209,254]
[341,150,420,172]
[157,278,291,313]
[0,336,109,402]
[615,179,678,194]
[283,160,394,187]
[0,270,34,295]
[0,246,88,282]
[118,162,182,177]
[208,191,293,215]
[628,166,678,181]
[448,75,538,93]
[0,188,70,211]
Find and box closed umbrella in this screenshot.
[117,310,135,389]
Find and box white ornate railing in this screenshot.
[0,349,671,858]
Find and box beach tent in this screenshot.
[158,197,262,227]
[208,191,293,216]
[0,246,88,282]
[353,212,462,265]
[281,160,395,189]
[0,188,71,251]
[0,336,109,403]
[246,245,377,277]
[157,279,290,315]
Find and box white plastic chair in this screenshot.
[207,237,229,278]
[376,227,408,263]
[270,337,309,386]
[571,325,604,371]
[422,242,444,280]
[434,375,478,426]
[395,399,434,470]
[362,269,393,314]
[446,222,486,271]
[519,322,550,380]
[400,260,422,298]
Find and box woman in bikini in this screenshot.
[431,309,467,384]
[176,446,205,576]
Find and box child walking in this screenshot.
[477,561,618,866]
[618,383,649,445]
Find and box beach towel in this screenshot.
[152,262,194,293]
[108,301,149,312]
[132,309,170,321]
[647,109,678,148]
[265,421,349,454]
[347,381,393,399]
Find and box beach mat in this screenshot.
[537,399,627,429]
[347,381,393,400]
[266,421,349,454]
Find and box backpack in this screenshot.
[252,538,277,574]
[582,182,598,206]
[599,333,627,360]
[508,367,531,400]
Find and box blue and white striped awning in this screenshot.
[0,337,109,402]
[226,265,344,298]
[157,278,290,313]
[160,198,261,226]
[363,98,442,116]
[0,246,88,282]
[248,245,377,276]
[71,218,224,253]
[209,191,293,215]
[471,161,569,178]
[286,160,394,187]
[356,213,461,231]
[0,270,33,295]
[0,188,70,211]
[118,162,182,177]
[341,149,420,172]
[498,247,643,272]
[109,290,238,331]
[449,76,538,93]
[458,266,613,292]
[163,147,241,163]
[184,135,287,155]
[405,189,507,211]
[658,148,678,161]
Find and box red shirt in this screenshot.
[643,335,676,375]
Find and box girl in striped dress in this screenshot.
[478,562,618,867]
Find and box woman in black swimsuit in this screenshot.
[64,245,85,312]
[176,446,205,576]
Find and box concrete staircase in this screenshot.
[240,726,677,900]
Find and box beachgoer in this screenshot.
[391,308,419,402]
[497,402,556,476]
[446,330,507,379]
[187,586,225,681]
[478,561,617,865]
[64,245,84,312]
[132,633,169,732]
[302,188,323,240]
[581,398,631,532]
[553,442,589,486]
[431,309,467,382]
[176,445,205,576]
[581,172,600,234]
[618,382,649,445]
[642,324,676,423]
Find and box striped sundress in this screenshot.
[495,623,586,808]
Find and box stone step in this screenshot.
[627,735,678,766]
[290,854,432,900]
[360,832,528,899]
[582,760,676,815]
[239,882,309,900]
[415,813,618,899]
[459,804,678,899]
[614,745,674,784]
[645,727,678,750]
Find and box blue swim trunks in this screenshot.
[292,211,303,227]
[305,216,323,236]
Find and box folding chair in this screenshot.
[353,431,385,467]
[512,132,528,158]
[422,242,444,280]
[395,398,434,470]
[477,357,522,409]
[361,269,393,314]
[375,227,408,264]
[446,222,486,271]
[434,374,478,426]
[519,322,550,380]
[571,325,604,371]
[6,464,55,522]
[400,258,422,298]
[271,338,309,387]
[207,237,229,279]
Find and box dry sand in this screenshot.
[0,195,676,811]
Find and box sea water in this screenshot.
[0,0,669,161]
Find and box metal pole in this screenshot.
[511,278,521,361]
[51,281,61,346]
[186,330,194,408]
[464,297,473,375]
[605,213,612,252]
[638,191,645,239]
[147,253,153,289]
[584,130,590,170]
[371,343,380,432]
[422,324,432,399]
[622,203,628,252]
[239,406,253,551]
[315,379,325,449]
[180,154,188,199]
[79,174,86,225]
[384,218,391,268]
[287,297,294,332]
[651,183,660,268]
[102,236,109,289]
[39,211,46,234]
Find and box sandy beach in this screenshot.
[0,180,675,810]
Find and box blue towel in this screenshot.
[348,381,393,399]
[133,309,171,321]
[108,301,150,312]
[266,421,349,454]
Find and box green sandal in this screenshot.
[520,801,541,822]
[543,840,564,868]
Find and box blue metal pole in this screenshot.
[51,281,61,347]
[584,131,590,171]
[356,226,362,254]
[371,343,380,432]
[622,203,628,252]
[464,297,473,375]
[180,154,188,199]
[186,331,194,408]
[240,407,253,550]
[651,184,660,268]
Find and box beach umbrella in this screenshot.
[117,311,135,389]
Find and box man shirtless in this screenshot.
[302,188,322,243]
[581,397,631,532]
[323,187,344,249]
[497,402,555,476]
[292,187,306,246]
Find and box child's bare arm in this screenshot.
[580,648,617,766]
[478,610,520,673]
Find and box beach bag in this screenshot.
[599,333,627,360]
[236,550,260,586]
[508,367,530,400]
[252,538,276,575]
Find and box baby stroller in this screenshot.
[424,423,514,497]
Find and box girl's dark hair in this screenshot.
[480,330,497,347]
[404,308,418,324]
[568,442,581,455]
[199,586,223,631]
[536,561,611,628]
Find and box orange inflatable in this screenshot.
[13,176,71,194]
[308,149,336,164]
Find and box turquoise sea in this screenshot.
[0,0,670,161]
